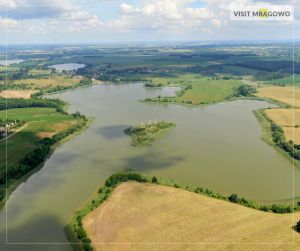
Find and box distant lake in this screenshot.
[0,59,24,66]
[48,63,85,71]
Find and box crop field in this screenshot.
[28,69,52,78]
[256,86,300,107]
[147,74,242,104]
[83,182,300,251]
[265,109,300,144]
[0,108,81,177]
[11,76,80,90]
[0,90,36,99]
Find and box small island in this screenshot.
[124,121,175,146]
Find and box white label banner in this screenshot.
[230,5,294,21]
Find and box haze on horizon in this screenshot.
[0,0,300,44]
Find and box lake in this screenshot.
[48,63,85,71]
[0,83,298,250]
[0,60,24,66]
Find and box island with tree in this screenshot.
[124,121,175,146]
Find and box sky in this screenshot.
[0,0,299,44]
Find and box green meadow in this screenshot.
[146,74,242,104]
[265,74,300,86]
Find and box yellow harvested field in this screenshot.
[265,109,300,127]
[12,76,79,88]
[282,127,300,145]
[256,86,300,107]
[265,109,300,144]
[83,182,300,251]
[0,90,37,99]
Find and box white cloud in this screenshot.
[0,18,18,28]
[0,0,103,34]
[120,3,138,14]
[110,0,219,32]
[0,0,299,42]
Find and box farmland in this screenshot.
[256,86,300,107]
[0,90,37,99]
[83,182,300,251]
[265,109,300,144]
[255,86,300,147]
[11,76,81,90]
[0,107,86,204]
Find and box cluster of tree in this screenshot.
[76,64,97,78]
[72,111,87,120]
[32,78,93,97]
[76,63,155,82]
[194,187,292,213]
[236,60,293,72]
[0,83,32,91]
[144,97,175,103]
[270,122,300,160]
[177,84,192,97]
[0,98,66,113]
[254,72,287,81]
[104,172,146,187]
[296,220,300,233]
[227,193,292,213]
[8,68,29,80]
[233,84,256,97]
[144,82,163,88]
[272,83,286,87]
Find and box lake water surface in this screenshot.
[0,83,298,250]
[0,60,24,66]
[48,63,85,71]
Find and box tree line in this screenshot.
[0,98,66,113]
[270,120,300,160]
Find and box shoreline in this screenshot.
[0,114,94,210]
[142,84,299,165]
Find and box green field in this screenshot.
[265,74,300,86]
[28,69,52,78]
[145,74,242,104]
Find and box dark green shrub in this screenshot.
[296,220,300,233]
[151,176,158,183]
[228,194,239,203]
